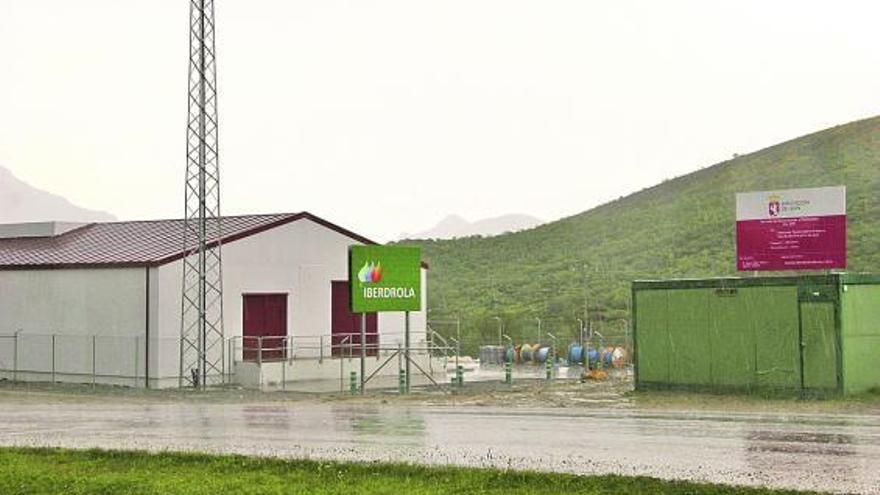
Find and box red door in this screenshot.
[331,281,377,357]
[242,294,288,361]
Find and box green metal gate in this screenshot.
[798,284,840,392]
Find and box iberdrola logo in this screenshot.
[357,261,383,284]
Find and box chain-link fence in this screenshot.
[0,332,156,387]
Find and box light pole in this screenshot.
[455,315,461,370]
[534,316,542,343]
[492,316,503,347]
[576,318,585,349]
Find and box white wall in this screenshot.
[0,267,146,336]
[0,267,149,385]
[154,218,428,384]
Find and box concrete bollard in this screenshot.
[546,358,552,380]
[350,371,358,394]
[504,361,512,384]
[456,364,464,387]
[399,369,407,395]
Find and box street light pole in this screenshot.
[456,315,461,364]
[576,317,585,349]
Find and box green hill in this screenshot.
[406,117,880,352]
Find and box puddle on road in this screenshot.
[747,430,856,445]
[347,412,425,437]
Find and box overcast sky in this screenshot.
[1,1,878,241]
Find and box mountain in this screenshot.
[0,165,116,223]
[402,214,543,240]
[408,117,880,352]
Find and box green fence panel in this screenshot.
[752,286,800,389]
[635,290,668,384]
[667,289,711,385]
[800,301,839,391]
[708,290,756,387]
[841,284,880,394]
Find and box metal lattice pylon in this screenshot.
[180,0,224,389]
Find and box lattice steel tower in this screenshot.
[180,0,224,389]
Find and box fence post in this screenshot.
[13,330,20,383]
[227,338,234,384]
[319,335,324,364]
[134,336,140,388]
[257,336,263,390]
[51,334,56,384]
[92,335,97,388]
[282,337,287,391]
[405,312,411,393]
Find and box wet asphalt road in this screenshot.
[0,402,877,494]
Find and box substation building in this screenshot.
[0,212,432,389]
[632,274,880,395]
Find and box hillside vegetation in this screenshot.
[406,117,880,352]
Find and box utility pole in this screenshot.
[582,264,590,339]
[180,0,224,390]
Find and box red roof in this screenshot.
[0,212,380,269]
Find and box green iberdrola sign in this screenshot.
[350,245,422,313]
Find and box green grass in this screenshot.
[403,116,880,353]
[0,447,817,495]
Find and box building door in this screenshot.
[331,281,377,357]
[799,300,839,391]
[242,293,288,362]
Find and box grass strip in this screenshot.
[0,447,821,495]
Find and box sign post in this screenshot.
[350,245,422,394]
[360,313,366,394]
[736,186,846,271]
[405,311,411,393]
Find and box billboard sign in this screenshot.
[736,186,846,271]
[350,245,422,313]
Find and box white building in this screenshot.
[0,212,432,389]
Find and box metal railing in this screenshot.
[226,331,452,363]
[227,332,454,392]
[0,329,455,390]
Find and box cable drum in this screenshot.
[519,344,534,362]
[534,346,550,363]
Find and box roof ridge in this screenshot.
[86,212,303,226]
